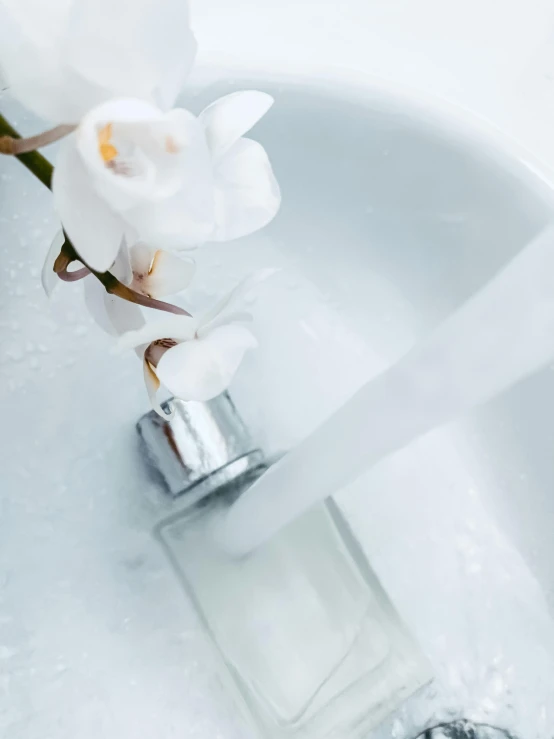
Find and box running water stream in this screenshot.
[217,224,554,555]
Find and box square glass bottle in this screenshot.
[156,498,431,739]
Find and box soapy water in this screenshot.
[218,224,554,556]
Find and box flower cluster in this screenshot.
[0,0,280,417]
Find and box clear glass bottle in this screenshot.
[156,497,431,739]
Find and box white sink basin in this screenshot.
[1,77,554,737]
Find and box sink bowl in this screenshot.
[1,76,554,737]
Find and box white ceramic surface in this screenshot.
[192,0,554,173]
[2,76,554,736]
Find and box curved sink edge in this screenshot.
[189,62,554,209]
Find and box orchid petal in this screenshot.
[156,324,258,402]
[138,249,196,298]
[103,295,146,337]
[130,242,196,297]
[212,138,281,242]
[84,277,116,336]
[117,316,196,352]
[41,230,65,297]
[143,357,174,420]
[196,311,253,338]
[200,91,274,160]
[0,2,105,123]
[67,1,161,101]
[0,1,196,123]
[66,0,196,111]
[199,268,279,332]
[112,239,133,284]
[123,111,215,248]
[129,243,154,277]
[84,275,145,337]
[52,137,123,272]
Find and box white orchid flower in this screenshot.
[52,91,281,272]
[0,0,196,123]
[85,241,195,338]
[127,242,196,298]
[117,270,276,418]
[42,232,195,343]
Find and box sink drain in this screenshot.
[418,722,515,739]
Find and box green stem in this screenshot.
[0,114,54,188]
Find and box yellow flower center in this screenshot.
[98,123,118,163]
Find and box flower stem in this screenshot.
[0,112,191,318]
[57,265,91,282]
[0,123,75,155]
[57,238,191,316]
[0,114,54,188]
[92,268,192,316]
